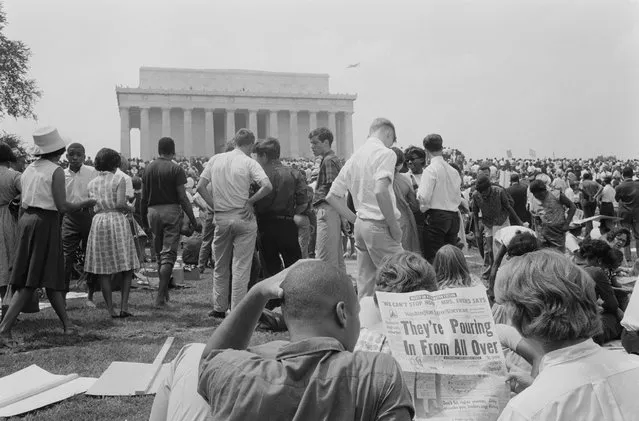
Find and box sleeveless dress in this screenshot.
[84,171,140,274]
[0,166,21,286]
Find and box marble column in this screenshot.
[205,109,215,156]
[269,110,279,138]
[248,109,258,136]
[309,111,317,131]
[225,108,236,141]
[343,112,354,158]
[119,107,130,157]
[289,110,299,158]
[183,108,193,158]
[140,107,150,160]
[162,108,171,137]
[328,111,337,155]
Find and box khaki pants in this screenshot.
[315,203,345,272]
[355,218,404,298]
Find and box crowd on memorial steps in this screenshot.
[1,118,639,420]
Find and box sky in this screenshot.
[2,0,638,159]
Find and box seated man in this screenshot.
[198,259,414,420]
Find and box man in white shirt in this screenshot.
[197,129,272,317]
[62,142,97,299]
[417,134,462,262]
[327,118,403,298]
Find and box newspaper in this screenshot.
[376,286,510,421]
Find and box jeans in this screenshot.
[198,210,215,268]
[148,204,182,267]
[258,217,301,277]
[212,210,257,312]
[354,218,404,298]
[422,209,460,263]
[62,210,93,291]
[315,203,345,272]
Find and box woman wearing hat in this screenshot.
[0,127,95,347]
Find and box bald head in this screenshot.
[281,260,360,350]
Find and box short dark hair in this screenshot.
[95,148,121,172]
[507,232,540,257]
[39,147,66,160]
[579,238,611,261]
[254,137,281,160]
[0,143,17,163]
[158,137,175,156]
[622,167,634,178]
[603,175,612,184]
[392,147,405,166]
[605,227,632,248]
[476,174,491,192]
[510,173,520,183]
[132,176,142,190]
[308,127,334,146]
[582,172,592,180]
[423,134,443,152]
[67,143,85,154]
[404,146,425,160]
[234,129,256,147]
[529,179,547,194]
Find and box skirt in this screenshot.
[85,211,140,275]
[0,204,19,287]
[10,208,65,290]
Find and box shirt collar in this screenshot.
[430,155,445,163]
[276,337,346,360]
[322,150,336,159]
[539,339,600,373]
[368,137,385,147]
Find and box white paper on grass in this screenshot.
[85,362,170,396]
[0,365,96,417]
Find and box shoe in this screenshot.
[208,310,226,319]
[120,311,134,318]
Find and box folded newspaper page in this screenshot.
[376,286,510,421]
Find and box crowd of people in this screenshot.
[1,120,639,420]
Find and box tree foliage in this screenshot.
[0,131,26,156]
[0,3,41,120]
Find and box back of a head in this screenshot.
[281,260,356,326]
[368,118,395,138]
[529,179,547,194]
[375,251,437,296]
[476,174,491,192]
[579,238,611,262]
[622,167,634,179]
[158,137,175,156]
[254,137,281,161]
[495,249,601,342]
[433,245,471,289]
[507,231,540,257]
[233,128,256,148]
[423,134,443,153]
[510,173,520,183]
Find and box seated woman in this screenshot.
[604,227,633,271]
[495,250,639,420]
[432,244,483,290]
[488,229,539,302]
[579,239,624,344]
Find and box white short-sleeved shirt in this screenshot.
[329,137,401,221]
[601,184,616,203]
[116,168,134,199]
[200,149,268,212]
[417,156,462,213]
[498,340,639,421]
[493,225,536,247]
[64,165,97,203]
[21,159,59,211]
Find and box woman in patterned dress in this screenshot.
[85,148,139,318]
[0,143,21,317]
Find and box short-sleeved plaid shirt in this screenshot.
[313,150,342,206]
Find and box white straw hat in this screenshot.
[32,126,67,155]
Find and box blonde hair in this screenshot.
[433,245,472,289]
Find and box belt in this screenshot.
[258,214,294,221]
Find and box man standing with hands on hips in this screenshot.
[327,118,403,298]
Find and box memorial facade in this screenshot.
[116,67,357,160]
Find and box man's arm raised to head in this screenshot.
[201,264,297,359]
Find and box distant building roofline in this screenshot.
[140,66,330,79]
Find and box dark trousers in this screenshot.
[599,202,615,234]
[423,209,460,263]
[258,217,302,277]
[62,210,93,291]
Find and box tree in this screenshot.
[0,3,41,120]
[1,131,26,156]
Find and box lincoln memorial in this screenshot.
[116,67,357,160]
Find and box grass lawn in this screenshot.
[0,249,484,421]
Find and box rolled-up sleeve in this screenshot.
[373,149,396,182]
